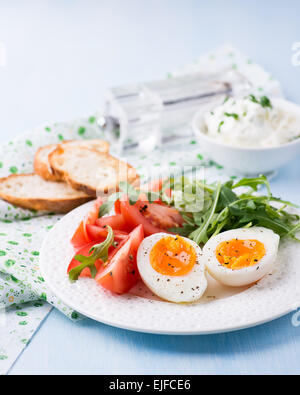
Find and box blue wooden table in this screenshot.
[0,0,299,375]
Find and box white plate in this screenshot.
[40,201,300,335]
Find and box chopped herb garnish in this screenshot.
[224,112,239,120]
[260,96,273,109]
[218,121,224,133]
[248,94,272,109]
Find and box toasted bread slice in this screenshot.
[34,144,60,181]
[34,139,110,182]
[49,146,139,197]
[0,174,93,213]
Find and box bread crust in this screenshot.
[0,174,93,213]
[34,144,62,182]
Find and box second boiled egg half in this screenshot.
[203,227,279,287]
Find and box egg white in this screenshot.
[203,227,280,287]
[137,233,207,303]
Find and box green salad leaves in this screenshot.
[161,175,300,245]
[69,226,114,281]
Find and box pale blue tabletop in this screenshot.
[0,0,300,375]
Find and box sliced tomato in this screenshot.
[126,224,144,252]
[71,198,103,248]
[114,199,122,215]
[137,201,184,229]
[67,242,103,278]
[120,198,164,236]
[71,221,88,248]
[86,224,129,243]
[95,225,144,294]
[86,225,109,241]
[95,214,128,232]
[86,197,103,224]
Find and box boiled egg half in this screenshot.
[203,227,279,287]
[137,233,207,303]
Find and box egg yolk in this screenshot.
[216,239,266,270]
[150,236,197,276]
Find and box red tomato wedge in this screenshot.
[120,198,164,236]
[67,243,103,278]
[95,214,128,232]
[86,225,129,243]
[119,196,183,236]
[71,220,88,249]
[137,201,184,229]
[95,225,144,294]
[71,197,103,248]
[114,199,122,215]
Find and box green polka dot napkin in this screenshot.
[0,44,282,375]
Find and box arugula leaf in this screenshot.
[168,224,196,237]
[244,207,292,236]
[232,175,271,196]
[69,226,114,281]
[190,182,222,245]
[217,185,238,210]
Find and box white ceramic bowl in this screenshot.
[193,100,300,175]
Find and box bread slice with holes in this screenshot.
[0,174,93,213]
[34,139,110,182]
[49,146,139,197]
